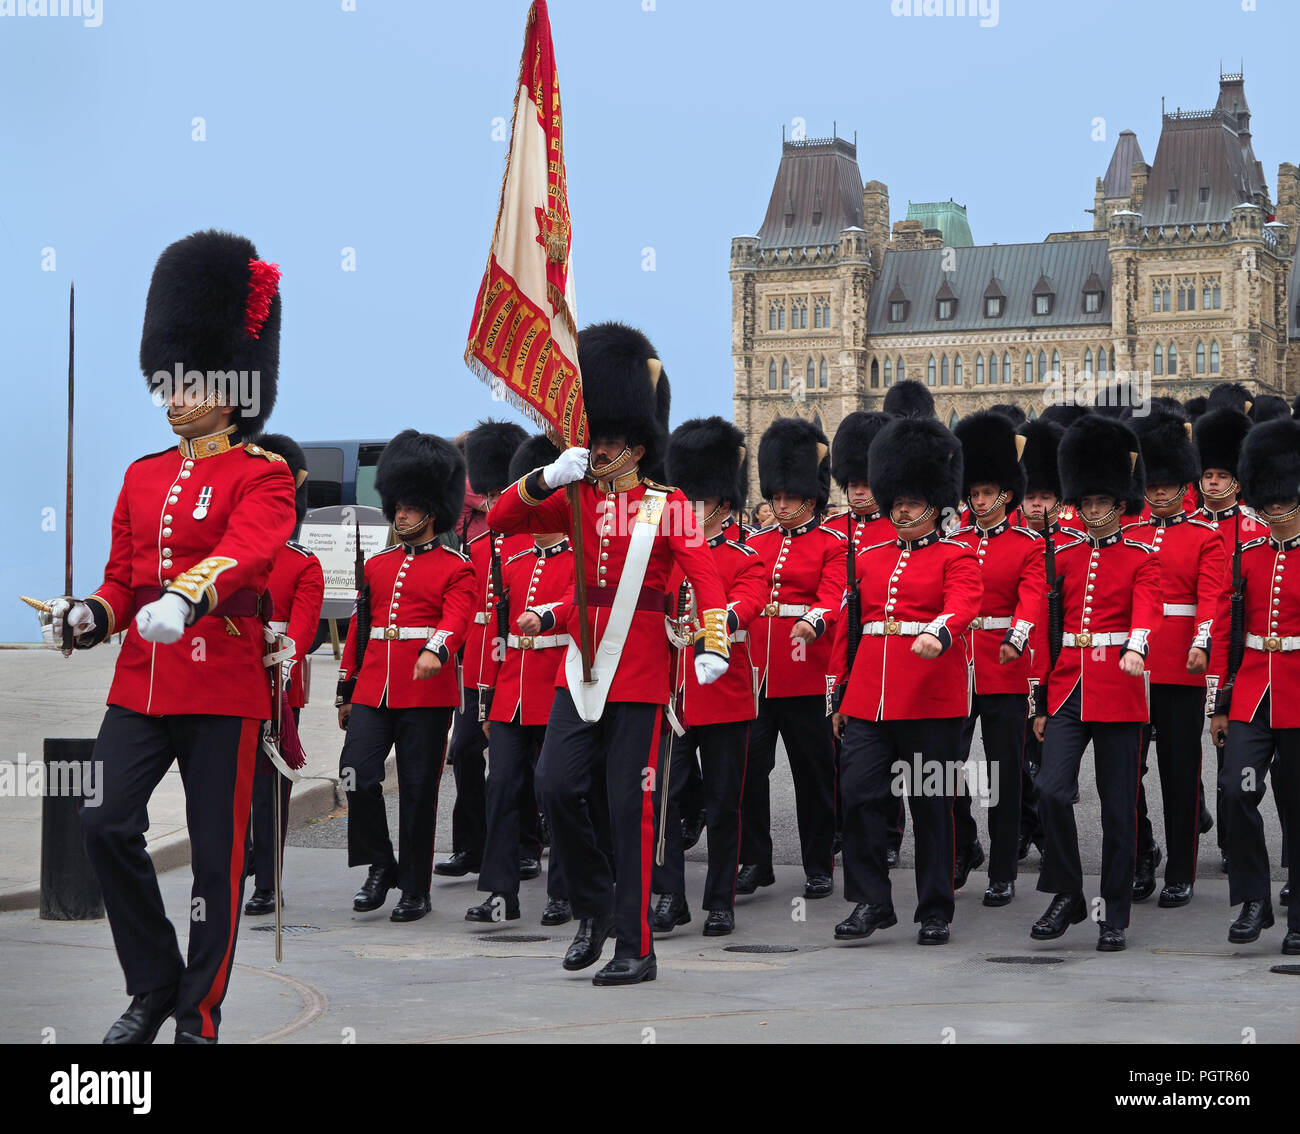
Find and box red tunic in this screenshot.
[1026,524,1077,686]
[83,433,297,719]
[461,529,534,689]
[266,540,325,709]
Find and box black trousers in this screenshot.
[839,715,962,923]
[740,693,836,878]
[1021,714,1043,847]
[1037,687,1142,928]
[249,706,299,890]
[479,719,554,897]
[448,687,488,865]
[652,720,750,910]
[679,737,704,822]
[953,692,1026,883]
[81,706,259,1039]
[1221,696,1300,931]
[535,689,666,959]
[1134,684,1206,884]
[339,703,452,895]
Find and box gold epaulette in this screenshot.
[244,443,286,464]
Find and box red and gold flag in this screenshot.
[465,0,585,447]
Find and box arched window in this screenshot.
[1038,350,1047,382]
[1195,341,1206,374]
[1027,407,1038,421]
[819,359,828,387]
[948,410,960,429]
[1167,342,1177,375]
[954,354,963,385]
[1002,352,1011,384]
[927,355,937,386]
[1210,340,1220,373]
[1024,352,1033,383]
[1153,343,1163,375]
[897,357,906,383]
[883,357,893,386]
[1051,350,1060,381]
[870,358,879,388]
[768,359,777,390]
[940,355,950,386]
[780,359,790,389]
[1099,348,1109,377]
[976,354,985,385]
[1083,348,1093,377]
[807,358,816,388]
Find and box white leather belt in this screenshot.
[763,603,810,618]
[1163,603,1196,617]
[1061,631,1128,647]
[969,616,1012,630]
[268,619,289,634]
[862,620,926,636]
[730,630,748,644]
[1246,633,1300,653]
[370,626,436,641]
[506,633,571,650]
[473,611,490,625]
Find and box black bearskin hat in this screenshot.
[140,229,282,434]
[1121,396,1185,422]
[1239,418,1300,510]
[1194,409,1252,478]
[465,419,528,495]
[374,429,466,535]
[868,417,962,517]
[1251,395,1290,423]
[1018,420,1064,499]
[253,431,309,524]
[953,411,1027,511]
[882,378,935,419]
[1091,378,1147,418]
[667,416,747,509]
[1039,403,1091,429]
[577,321,671,475]
[988,403,1027,426]
[1130,409,1198,488]
[1184,396,1208,421]
[507,433,562,485]
[831,411,891,490]
[1208,382,1252,417]
[1058,415,1145,514]
[758,417,830,512]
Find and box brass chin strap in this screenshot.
[393,513,431,539]
[970,489,1009,519]
[1145,486,1188,510]
[1202,479,1239,502]
[167,392,221,426]
[1082,508,1118,530]
[894,504,936,530]
[776,498,814,525]
[587,446,633,481]
[1263,502,1300,524]
[700,501,727,528]
[851,497,879,516]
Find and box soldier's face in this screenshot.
[166,384,236,437]
[1080,494,1119,523]
[394,503,432,538]
[1022,490,1058,520]
[1201,469,1236,498]
[891,496,933,530]
[590,437,645,470]
[1146,483,1185,510]
[846,480,876,511]
[1260,498,1300,523]
[771,492,813,526]
[968,482,1005,516]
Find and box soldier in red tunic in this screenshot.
[1030,416,1163,952]
[830,417,982,944]
[336,431,478,922]
[242,432,325,916]
[48,230,295,1043]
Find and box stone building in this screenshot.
[731,72,1300,504]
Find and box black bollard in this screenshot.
[40,738,105,920]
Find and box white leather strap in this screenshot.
[1163,603,1196,617]
[369,626,437,641]
[762,602,810,618]
[1246,632,1300,652]
[861,620,927,636]
[507,633,572,650]
[268,619,289,634]
[473,611,490,625]
[1061,631,1128,647]
[969,616,1012,630]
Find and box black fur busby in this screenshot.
[1252,395,1290,423]
[252,431,309,523]
[1130,409,1198,488]
[1058,415,1145,514]
[1091,378,1147,418]
[577,321,671,475]
[868,417,962,517]
[374,429,466,535]
[465,419,528,495]
[1239,418,1300,510]
[987,403,1027,426]
[667,416,747,509]
[1194,409,1252,477]
[140,229,282,434]
[507,433,562,485]
[882,379,935,419]
[1208,382,1252,416]
[758,417,830,512]
[831,411,891,490]
[1121,396,1186,422]
[1018,421,1065,499]
[1185,395,1208,420]
[953,411,1027,510]
[1039,403,1092,429]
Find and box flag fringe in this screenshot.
[462,349,549,432]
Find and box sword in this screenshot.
[61,284,75,656]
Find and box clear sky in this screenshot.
[1,0,1294,641]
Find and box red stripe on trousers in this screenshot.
[640,711,664,957]
[197,717,259,1037]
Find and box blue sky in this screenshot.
[1,0,1294,640]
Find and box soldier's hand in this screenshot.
[135,592,190,644]
[1032,715,1047,743]
[998,642,1020,665]
[912,633,943,659]
[43,597,94,648]
[517,611,543,635]
[832,711,847,740]
[337,704,352,730]
[694,653,728,685]
[413,650,442,681]
[790,619,817,644]
[540,447,589,490]
[1211,713,1229,747]
[1186,647,1208,675]
[1119,649,1144,677]
[481,721,491,740]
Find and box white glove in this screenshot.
[43,597,96,648]
[694,653,728,685]
[135,592,191,644]
[541,447,589,489]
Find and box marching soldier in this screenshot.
[1030,415,1163,952]
[244,432,325,916]
[470,433,576,928]
[337,431,478,922]
[487,322,732,985]
[48,230,295,1042]
[738,418,847,901]
[950,411,1047,906]
[436,420,532,880]
[1127,410,1224,908]
[650,417,767,936]
[830,417,982,944]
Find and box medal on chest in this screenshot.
[193,486,213,520]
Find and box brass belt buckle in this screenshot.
[764,602,779,617]
[519,636,534,650]
[1075,631,1092,648]
[384,626,399,640]
[970,617,984,630]
[884,619,901,635]
[1265,635,1282,652]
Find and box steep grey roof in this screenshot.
[1141,108,1268,226]
[1102,130,1144,198]
[866,238,1112,335]
[756,136,864,250]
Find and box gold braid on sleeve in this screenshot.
[696,608,731,659]
[166,556,237,613]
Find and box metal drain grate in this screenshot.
[986,955,1063,965]
[1270,964,1300,976]
[724,944,798,954]
[250,924,322,935]
[482,934,550,943]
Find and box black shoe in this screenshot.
[352,862,398,912]
[650,892,691,933]
[518,858,541,881]
[834,902,897,940]
[804,874,834,900]
[1158,881,1193,908]
[917,917,949,945]
[465,892,520,922]
[703,908,735,936]
[1199,798,1214,835]
[390,891,431,922]
[102,983,179,1044]
[1280,884,1292,908]
[1220,851,1229,873]
[1228,899,1275,944]
[681,809,706,851]
[1132,846,1161,902]
[1282,931,1300,955]
[541,897,572,926]
[886,846,900,870]
[734,864,775,895]
[562,914,615,971]
[1018,832,1043,861]
[954,842,985,890]
[433,851,479,877]
[1097,922,1126,951]
[174,1029,216,1044]
[983,880,1015,907]
[592,954,657,986]
[833,832,844,858]
[1030,892,1087,940]
[243,887,279,916]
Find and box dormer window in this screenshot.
[887,281,909,323]
[935,280,957,321]
[1032,273,1055,317]
[985,296,1004,318]
[937,299,955,320]
[1082,272,1105,315]
[1168,188,1179,205]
